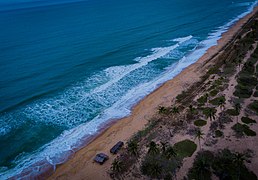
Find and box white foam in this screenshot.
[1,1,258,178]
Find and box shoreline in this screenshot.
[49,6,258,180]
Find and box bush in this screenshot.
[234,84,253,98]
[209,96,226,106]
[194,119,207,127]
[215,130,223,137]
[241,117,256,124]
[232,123,256,137]
[225,109,239,116]
[197,95,208,105]
[248,100,258,114]
[253,90,258,97]
[173,140,197,158]
[202,107,217,117]
[209,89,219,97]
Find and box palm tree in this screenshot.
[171,106,179,116]
[233,152,246,180]
[206,108,216,121]
[158,106,168,114]
[160,141,168,154]
[149,162,162,178]
[234,103,241,123]
[189,105,195,114]
[127,140,139,156]
[111,159,123,173]
[194,158,211,180]
[195,129,205,150]
[218,99,226,111]
[164,146,177,160]
[147,141,160,155]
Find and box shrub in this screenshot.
[215,130,223,137]
[209,89,219,97]
[234,84,253,98]
[241,117,256,124]
[232,123,256,137]
[173,140,197,158]
[202,107,217,117]
[209,96,226,106]
[225,109,239,116]
[248,100,258,114]
[197,95,208,105]
[194,119,207,127]
[253,90,258,97]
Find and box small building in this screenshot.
[110,141,124,154]
[94,153,109,165]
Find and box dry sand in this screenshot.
[49,6,258,180]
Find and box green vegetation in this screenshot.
[194,119,207,127]
[158,106,169,115]
[225,108,239,116]
[188,149,257,180]
[253,90,258,97]
[232,123,256,137]
[173,139,197,158]
[234,84,253,98]
[209,89,219,97]
[127,140,139,156]
[212,149,257,180]
[176,90,190,102]
[207,67,220,75]
[132,119,159,142]
[241,117,256,124]
[215,130,223,138]
[248,100,258,114]
[202,107,217,121]
[197,94,208,105]
[188,151,214,180]
[209,96,226,106]
[140,142,180,179]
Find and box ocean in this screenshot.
[0,0,257,178]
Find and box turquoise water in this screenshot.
[0,0,257,177]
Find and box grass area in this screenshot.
[215,130,223,138]
[173,139,197,159]
[194,119,207,127]
[209,96,225,106]
[225,109,239,116]
[241,117,256,124]
[248,100,258,114]
[232,123,256,137]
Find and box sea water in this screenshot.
[0,0,257,178]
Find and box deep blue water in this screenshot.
[0,0,257,177]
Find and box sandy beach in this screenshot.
[49,6,258,180]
